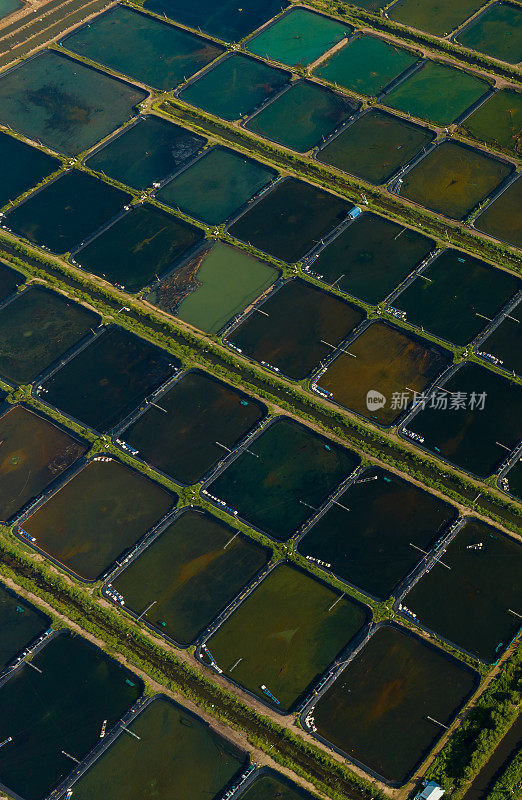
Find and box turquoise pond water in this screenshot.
[0,0,22,20]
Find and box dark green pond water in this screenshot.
[0,286,99,384]
[179,54,290,121]
[474,175,522,250]
[384,61,490,125]
[461,89,522,157]
[0,405,87,522]
[403,519,522,662]
[41,326,178,432]
[505,458,522,501]
[85,116,206,190]
[318,109,433,184]
[318,321,451,426]
[400,141,512,220]
[389,0,486,36]
[480,300,522,376]
[122,371,266,484]
[143,0,289,42]
[246,8,352,67]
[0,0,22,20]
[315,34,418,97]
[394,249,520,345]
[147,241,279,334]
[75,203,203,293]
[123,370,266,485]
[0,583,49,672]
[298,466,456,599]
[206,417,359,541]
[67,696,246,800]
[0,632,142,800]
[206,563,369,712]
[63,5,225,90]
[313,624,477,784]
[456,3,522,64]
[6,169,130,254]
[113,508,269,645]
[246,80,360,153]
[240,770,317,800]
[0,260,23,302]
[23,459,175,580]
[157,145,276,224]
[0,50,147,156]
[311,211,434,304]
[227,278,364,380]
[228,178,349,263]
[0,131,60,209]
[407,362,522,477]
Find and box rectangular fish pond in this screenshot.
[0,285,99,385]
[459,89,522,158]
[5,169,130,254]
[63,695,247,800]
[225,278,365,380]
[0,631,142,800]
[309,211,434,305]
[204,417,360,542]
[146,241,280,335]
[202,563,370,713]
[38,326,179,433]
[85,115,206,190]
[398,140,513,220]
[110,508,270,646]
[120,369,266,485]
[393,249,521,346]
[0,0,23,20]
[400,518,522,662]
[0,404,87,522]
[455,2,522,65]
[0,131,60,210]
[403,362,522,477]
[156,145,277,225]
[389,0,487,36]
[474,175,522,250]
[0,260,23,303]
[238,769,318,800]
[317,108,434,184]
[316,320,452,426]
[310,624,477,785]
[0,50,147,156]
[73,203,203,294]
[62,5,225,91]
[178,53,290,122]
[0,583,49,674]
[245,80,360,154]
[297,466,457,600]
[20,458,176,581]
[228,178,349,263]
[478,299,522,377]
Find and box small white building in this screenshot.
[415,781,445,800]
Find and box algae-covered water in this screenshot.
[456,3,522,64]
[389,0,486,36]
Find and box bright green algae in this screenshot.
[0,50,146,156]
[456,2,522,64]
[0,405,87,522]
[23,459,175,580]
[206,418,360,541]
[0,583,49,672]
[179,54,290,121]
[315,34,418,97]
[112,509,269,645]
[394,249,520,345]
[383,61,490,125]
[62,5,224,90]
[389,0,486,36]
[122,370,266,484]
[0,633,142,800]
[75,203,203,293]
[157,146,277,224]
[474,176,522,250]
[0,260,23,302]
[317,109,433,184]
[246,8,351,67]
[6,170,130,254]
[399,141,512,220]
[67,696,246,800]
[0,131,60,209]
[205,563,369,712]
[85,116,206,190]
[311,212,434,304]
[460,90,522,157]
[147,241,279,334]
[245,80,360,153]
[0,286,99,384]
